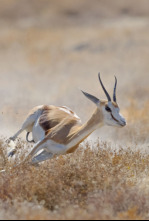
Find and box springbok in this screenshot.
[8,73,126,165]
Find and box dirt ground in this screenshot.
[0,0,149,220]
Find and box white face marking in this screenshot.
[102,102,126,127]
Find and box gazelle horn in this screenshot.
[98,73,111,102]
[113,76,117,102]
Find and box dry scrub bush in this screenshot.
[0,101,149,220]
[0,138,149,220]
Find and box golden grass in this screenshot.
[0,141,149,220]
[0,100,149,220]
[0,0,149,219]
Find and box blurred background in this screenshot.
[0,0,149,145]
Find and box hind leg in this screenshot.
[9,106,43,143]
[8,126,31,158]
[9,128,24,142]
[8,127,27,157]
[8,114,39,157]
[9,115,35,142]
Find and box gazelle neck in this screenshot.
[67,108,104,149]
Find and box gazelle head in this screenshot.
[82,73,126,128]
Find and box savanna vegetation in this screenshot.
[0,101,149,220]
[0,0,149,220]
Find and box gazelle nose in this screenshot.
[121,120,126,126]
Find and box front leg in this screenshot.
[24,137,67,164]
[31,150,54,165]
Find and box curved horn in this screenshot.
[113,76,117,102]
[98,73,111,102]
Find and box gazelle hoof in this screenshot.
[8,149,16,157]
[6,137,15,144]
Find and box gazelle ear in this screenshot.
[81,90,100,105]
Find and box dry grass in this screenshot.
[0,101,149,220]
[0,0,149,220]
[0,143,149,220]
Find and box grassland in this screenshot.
[0,0,149,220]
[0,100,149,220]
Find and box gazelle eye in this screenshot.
[105,106,111,112]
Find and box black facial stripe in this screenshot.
[111,113,119,123]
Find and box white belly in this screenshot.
[32,118,45,143]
